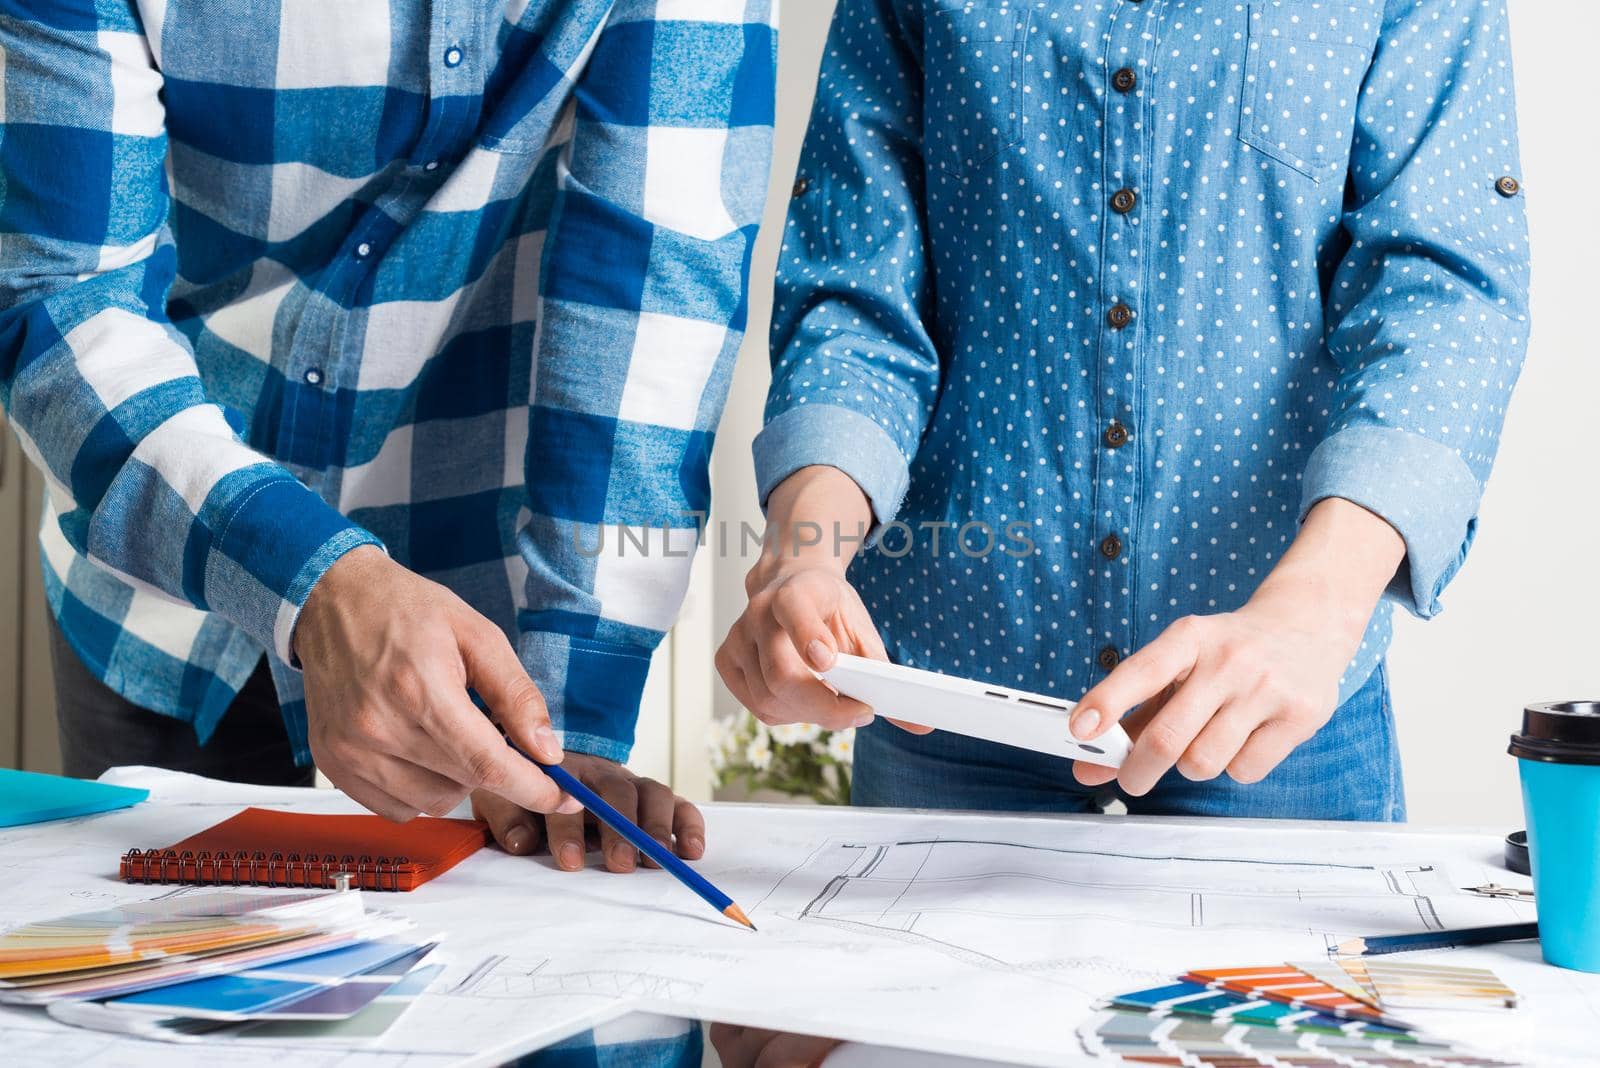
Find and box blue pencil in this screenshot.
[533,759,756,931]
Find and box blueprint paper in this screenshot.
[0,768,1593,1067]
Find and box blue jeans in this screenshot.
[509,1022,702,1067]
[853,662,1406,821]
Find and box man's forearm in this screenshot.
[750,466,874,586]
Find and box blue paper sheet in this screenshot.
[0,768,148,827]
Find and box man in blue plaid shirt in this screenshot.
[0,1,774,1059]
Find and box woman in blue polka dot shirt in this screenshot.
[718,0,1530,820]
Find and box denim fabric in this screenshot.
[49,615,314,788]
[510,1016,702,1068]
[758,0,1531,713]
[853,662,1405,822]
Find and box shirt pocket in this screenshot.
[923,1,1033,177]
[1237,2,1372,183]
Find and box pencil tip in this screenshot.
[725,904,756,930]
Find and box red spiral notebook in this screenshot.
[118,806,491,892]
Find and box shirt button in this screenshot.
[1112,67,1137,93]
[1099,534,1122,560]
[304,368,324,386]
[424,160,440,172]
[792,176,810,197]
[444,46,463,68]
[1111,188,1138,215]
[1098,646,1121,671]
[1104,421,1130,449]
[1495,175,1521,197]
[356,242,372,258]
[1107,303,1135,329]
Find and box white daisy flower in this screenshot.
[771,722,823,746]
[826,729,856,763]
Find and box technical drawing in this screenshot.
[760,837,1446,972]
[450,956,703,1003]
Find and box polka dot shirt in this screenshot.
[755,0,1530,703]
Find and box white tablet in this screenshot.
[818,654,1132,769]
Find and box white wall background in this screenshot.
[708,0,1600,828]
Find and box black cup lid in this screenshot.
[1509,701,1600,765]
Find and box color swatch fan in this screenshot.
[1086,959,1523,1067]
[0,890,360,981]
[1337,958,1519,1011]
[0,887,438,1046]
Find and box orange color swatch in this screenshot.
[1183,965,1394,1024]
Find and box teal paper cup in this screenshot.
[1510,701,1600,972]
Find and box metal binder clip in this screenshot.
[1463,882,1535,901]
[332,871,355,892]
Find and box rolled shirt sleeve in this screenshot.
[757,0,940,535]
[517,1,777,761]
[1303,0,1531,619]
[0,4,381,670]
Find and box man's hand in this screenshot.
[472,753,706,872]
[710,1023,842,1068]
[1070,498,1406,794]
[295,546,579,822]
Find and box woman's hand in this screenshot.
[1070,498,1406,794]
[717,562,886,731]
[716,465,932,734]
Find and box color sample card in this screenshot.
[106,939,431,1020]
[1289,958,1384,1007]
[249,943,436,1020]
[1,892,383,1005]
[1186,964,1398,1025]
[1080,1008,1519,1067]
[4,928,374,1004]
[1340,959,1519,1011]
[1108,980,1413,1041]
[0,891,354,980]
[228,963,443,1043]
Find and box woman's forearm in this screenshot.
[1249,497,1407,647]
[750,466,874,586]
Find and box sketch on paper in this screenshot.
[756,837,1447,972]
[451,956,703,1003]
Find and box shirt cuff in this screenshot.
[1300,425,1482,619]
[198,472,385,667]
[752,403,913,532]
[517,625,653,763]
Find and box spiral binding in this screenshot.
[118,848,414,890]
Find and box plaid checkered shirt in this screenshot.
[0,0,777,767]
